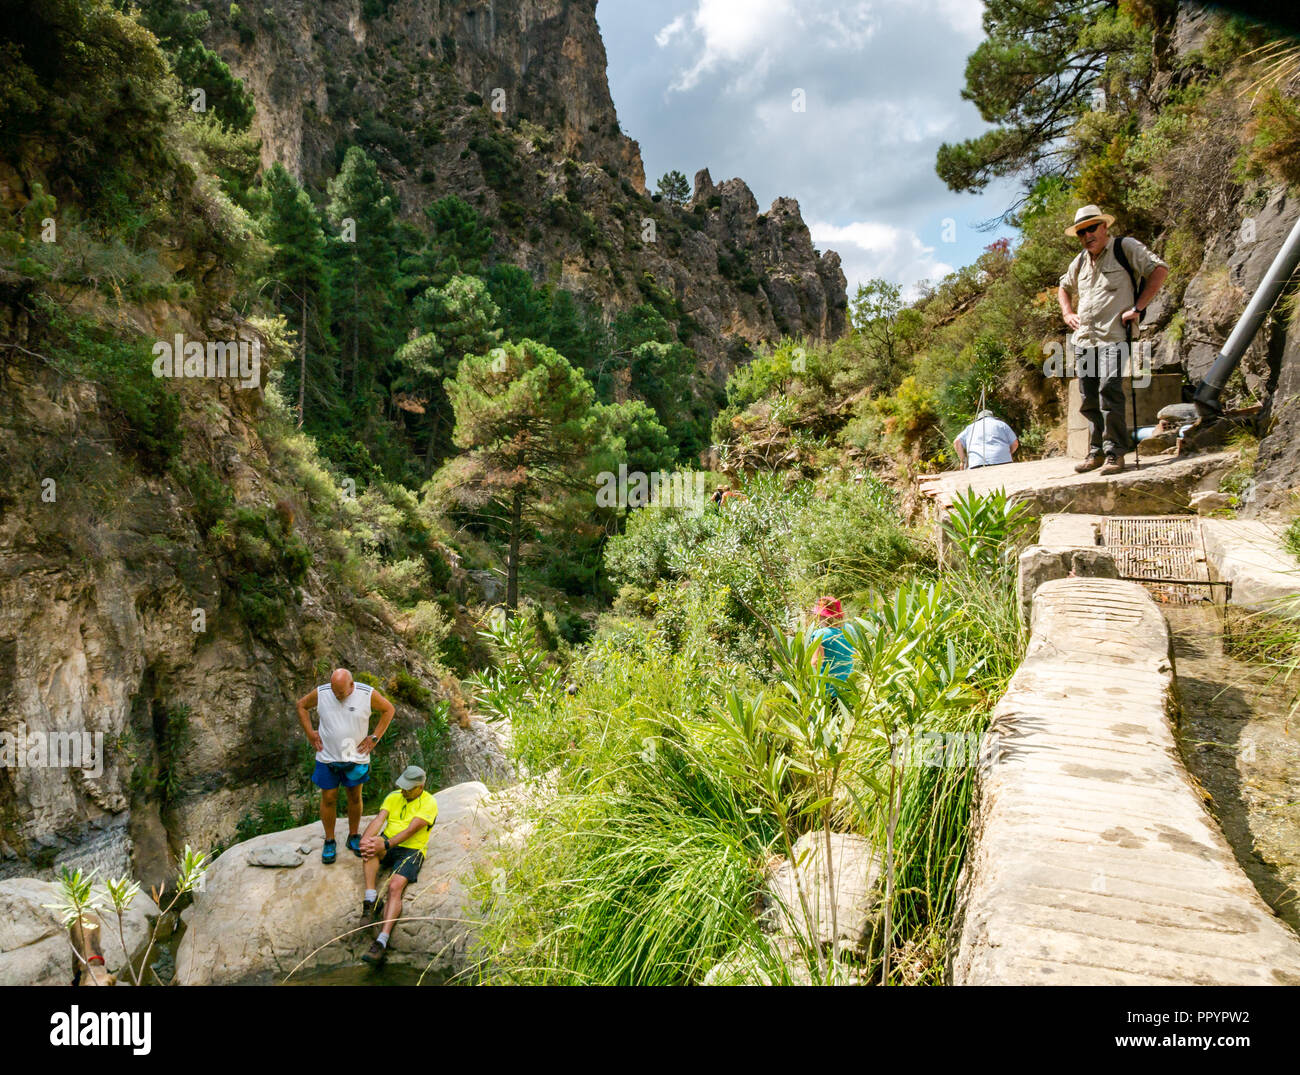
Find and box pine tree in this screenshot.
[326,146,400,403]
[655,169,691,207]
[394,273,502,469]
[609,304,706,459]
[260,163,331,427]
[444,340,598,608]
[132,0,256,130]
[487,265,610,380]
[935,0,1147,194]
[399,194,495,297]
[594,399,676,479]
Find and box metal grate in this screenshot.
[1101,516,1212,604]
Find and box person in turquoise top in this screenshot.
[809,596,853,697]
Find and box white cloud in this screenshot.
[655,14,687,48]
[864,100,957,145]
[658,0,880,93]
[929,0,985,39]
[809,219,953,298]
[754,94,955,148]
[816,2,883,49]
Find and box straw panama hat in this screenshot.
[1065,204,1116,237]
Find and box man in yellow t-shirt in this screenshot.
[358,765,438,966]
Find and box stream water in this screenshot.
[1169,605,1300,933]
[280,963,451,986]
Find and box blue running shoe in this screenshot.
[346,834,362,857]
[322,839,337,864]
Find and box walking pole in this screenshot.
[1126,321,1140,472]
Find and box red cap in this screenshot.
[813,596,842,621]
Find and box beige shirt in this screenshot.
[1059,236,1167,348]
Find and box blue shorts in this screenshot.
[311,760,370,790]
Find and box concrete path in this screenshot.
[952,577,1300,985]
[1199,518,1300,613]
[918,451,1237,516]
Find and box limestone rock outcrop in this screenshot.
[175,781,497,985]
[762,831,880,951]
[198,0,846,374]
[0,337,511,887]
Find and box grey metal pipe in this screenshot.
[1194,211,1300,416]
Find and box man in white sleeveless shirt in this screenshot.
[295,668,396,864]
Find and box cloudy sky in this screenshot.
[595,0,1020,300]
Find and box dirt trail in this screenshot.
[1169,605,1300,933]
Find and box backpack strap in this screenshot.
[1112,236,1144,321]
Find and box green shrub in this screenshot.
[390,669,433,713]
[38,301,181,473]
[1284,516,1300,559]
[176,461,233,535]
[469,130,520,191]
[222,503,311,637]
[235,799,296,843]
[942,487,1036,568]
[411,713,450,790]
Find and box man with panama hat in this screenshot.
[1057,204,1168,475]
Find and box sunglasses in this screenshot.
[1077,221,1104,237]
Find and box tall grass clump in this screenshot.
[470,482,1029,985]
[476,762,781,985]
[468,645,781,984]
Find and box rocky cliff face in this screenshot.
[1168,184,1300,514]
[1128,4,1300,515]
[0,300,509,887]
[212,0,643,191]
[677,169,847,378]
[200,0,846,371]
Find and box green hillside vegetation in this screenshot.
[0,0,709,625]
[469,479,1028,985]
[4,0,1300,986]
[714,8,1300,484]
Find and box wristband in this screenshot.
[383,836,390,850]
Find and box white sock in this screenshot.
[377,932,389,947]
[364,889,376,903]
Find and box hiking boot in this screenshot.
[321,839,337,865]
[1074,453,1104,473]
[361,898,376,921]
[1099,454,1125,476]
[362,940,387,967]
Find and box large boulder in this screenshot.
[466,569,505,606]
[0,878,158,986]
[706,832,879,986]
[762,832,880,951]
[174,782,498,985]
[443,719,515,787]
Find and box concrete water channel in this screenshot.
[922,458,1300,984]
